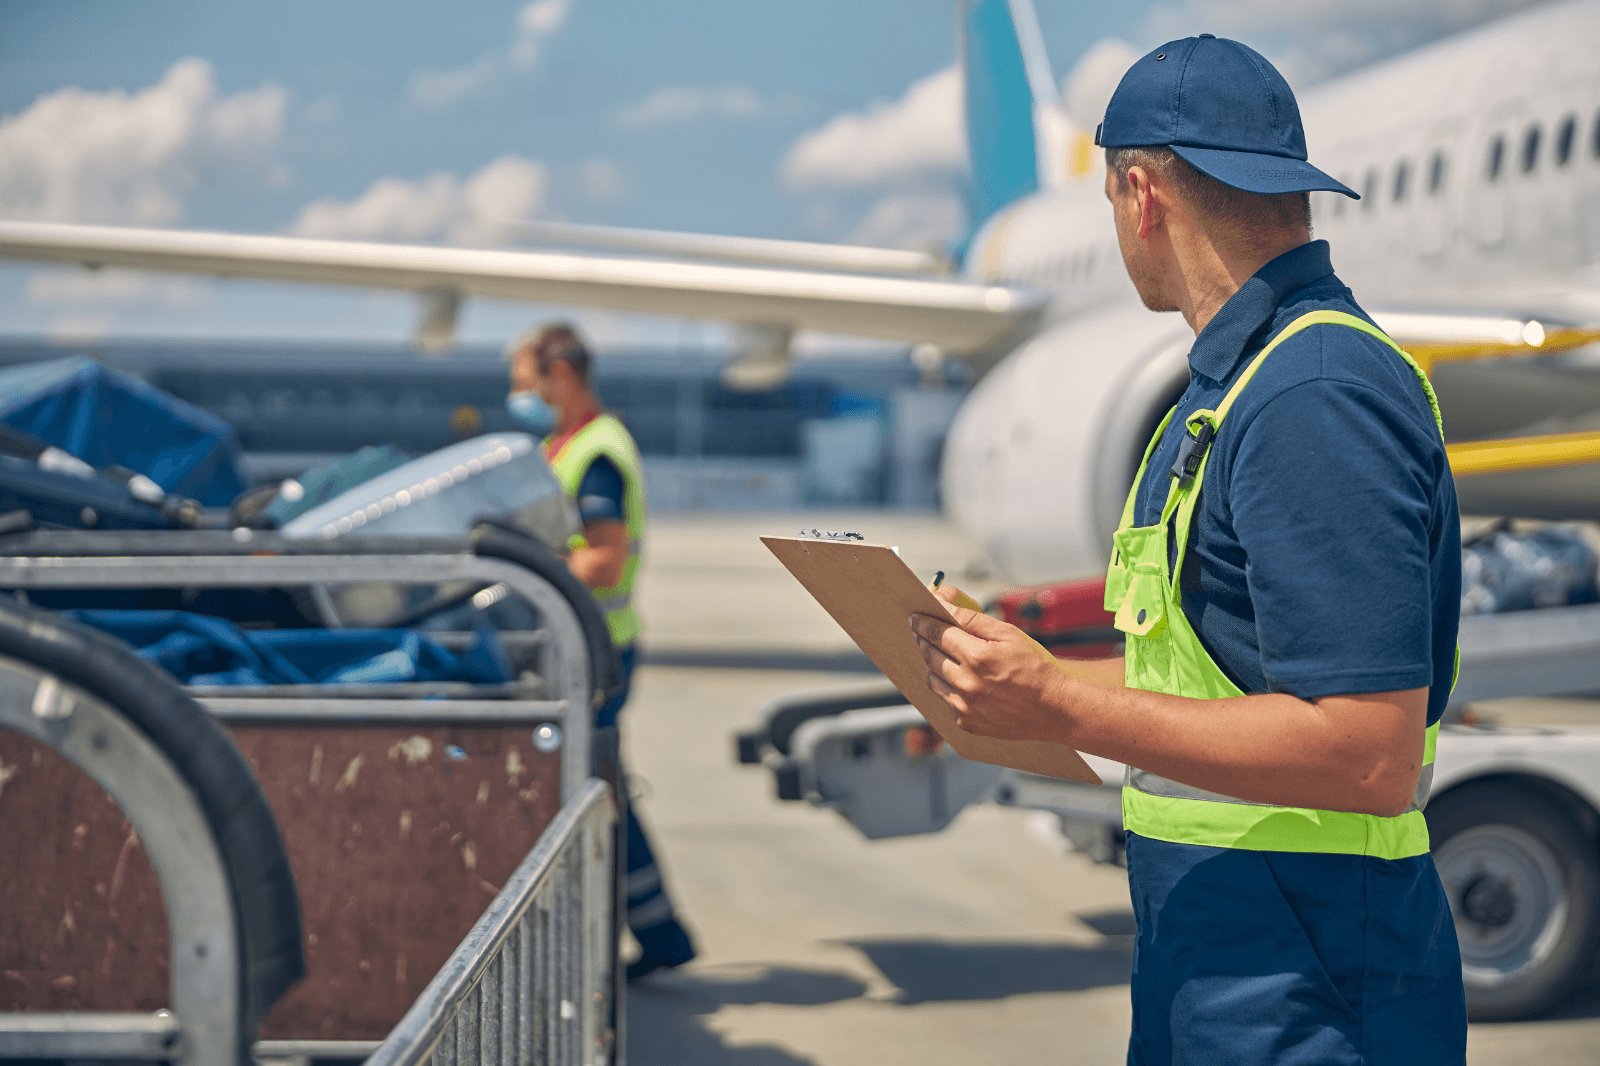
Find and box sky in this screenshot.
[0,0,1559,349]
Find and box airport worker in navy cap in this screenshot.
[505,322,697,980]
[909,35,1466,1065]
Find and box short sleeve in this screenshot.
[576,456,625,526]
[1227,373,1439,698]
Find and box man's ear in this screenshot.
[1128,165,1164,241]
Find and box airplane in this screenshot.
[2,0,1599,584]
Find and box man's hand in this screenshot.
[911,586,1073,742]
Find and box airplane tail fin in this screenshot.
[960,0,1075,230]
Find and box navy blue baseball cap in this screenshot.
[1095,35,1358,199]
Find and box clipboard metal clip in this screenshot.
[799,528,865,541]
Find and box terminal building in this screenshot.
[0,339,970,512]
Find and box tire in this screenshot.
[0,597,305,1046]
[471,521,621,704]
[1427,781,1600,1020]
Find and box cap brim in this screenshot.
[1171,145,1359,199]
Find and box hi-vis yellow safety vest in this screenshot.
[1104,310,1457,860]
[547,413,645,648]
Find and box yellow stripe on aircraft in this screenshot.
[1067,131,1095,180]
[1448,430,1600,477]
[1405,327,1600,374]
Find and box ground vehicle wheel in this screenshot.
[1427,781,1600,1019]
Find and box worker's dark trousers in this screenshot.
[598,644,694,964]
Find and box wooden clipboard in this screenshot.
[762,535,1099,783]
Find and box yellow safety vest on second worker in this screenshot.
[1104,310,1457,860]
[546,413,646,648]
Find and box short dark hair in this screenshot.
[1105,146,1312,243]
[514,322,591,380]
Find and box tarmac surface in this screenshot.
[620,512,1600,1065]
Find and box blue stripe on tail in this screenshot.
[962,0,1049,228]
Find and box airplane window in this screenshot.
[1522,124,1541,172]
[1556,114,1576,166]
[1487,135,1505,181]
[1362,168,1378,208]
[1428,152,1447,195]
[1392,160,1410,202]
[1594,108,1600,158]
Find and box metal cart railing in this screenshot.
[0,528,625,1065]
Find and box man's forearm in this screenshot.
[913,597,1425,817]
[1056,655,1128,689]
[568,519,628,589]
[1056,677,1426,816]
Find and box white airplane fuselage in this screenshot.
[944,0,1600,584]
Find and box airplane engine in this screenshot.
[942,306,1191,584]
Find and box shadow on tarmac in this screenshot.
[1481,977,1600,1024]
[1549,979,1600,1020]
[626,963,868,1064]
[838,935,1134,1004]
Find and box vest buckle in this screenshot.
[1171,420,1216,489]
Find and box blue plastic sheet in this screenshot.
[0,357,247,506]
[1461,523,1600,615]
[68,610,511,687]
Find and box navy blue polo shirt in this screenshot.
[1132,239,1461,725]
[575,456,625,526]
[1123,241,1466,1063]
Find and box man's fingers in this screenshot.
[910,610,990,662]
[924,668,967,713]
[945,603,1013,639]
[913,630,956,671]
[935,584,983,613]
[917,634,978,698]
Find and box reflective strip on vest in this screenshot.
[1107,310,1452,860]
[546,413,646,648]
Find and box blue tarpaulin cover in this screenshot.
[0,357,248,506]
[68,610,511,687]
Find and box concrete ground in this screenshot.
[621,512,1600,1064]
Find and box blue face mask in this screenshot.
[506,390,555,435]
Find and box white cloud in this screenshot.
[405,0,574,112]
[406,54,502,112]
[511,0,573,70]
[1062,40,1141,132]
[1143,0,1551,85]
[0,57,287,225]
[781,65,964,191]
[848,193,965,250]
[290,154,548,246]
[612,85,768,129]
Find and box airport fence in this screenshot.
[364,777,619,1066]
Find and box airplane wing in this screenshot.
[500,219,947,276]
[0,220,1039,356]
